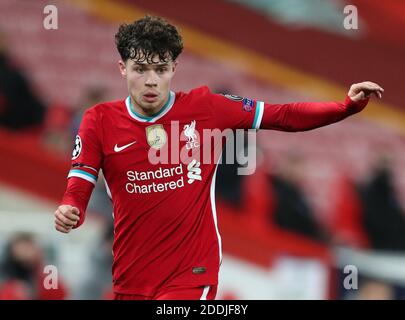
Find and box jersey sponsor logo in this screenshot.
[114,141,137,152]
[183,120,199,150]
[222,93,244,102]
[126,164,184,194]
[125,159,203,194]
[242,98,254,112]
[146,124,167,150]
[187,159,202,184]
[72,135,82,160]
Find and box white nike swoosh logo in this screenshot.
[114,141,137,152]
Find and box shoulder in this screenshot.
[177,86,246,105]
[176,86,213,103]
[175,86,218,117]
[83,99,125,119]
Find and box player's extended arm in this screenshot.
[260,81,384,132]
[54,177,94,233]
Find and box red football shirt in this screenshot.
[63,85,367,296]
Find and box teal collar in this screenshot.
[125,91,175,122]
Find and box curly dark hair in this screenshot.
[115,15,183,63]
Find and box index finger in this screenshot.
[364,82,384,91]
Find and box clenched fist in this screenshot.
[54,205,80,233]
[348,81,384,102]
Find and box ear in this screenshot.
[172,60,178,74]
[118,60,127,78]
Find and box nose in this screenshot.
[145,70,158,87]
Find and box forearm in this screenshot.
[260,96,369,132]
[61,177,94,228]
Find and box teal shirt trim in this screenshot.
[69,169,97,180]
[252,101,260,129]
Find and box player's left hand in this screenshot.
[348,81,384,102]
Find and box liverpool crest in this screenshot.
[183,120,199,150]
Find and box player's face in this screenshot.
[119,54,177,115]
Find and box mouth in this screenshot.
[143,92,159,103]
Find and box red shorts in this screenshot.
[114,285,217,300]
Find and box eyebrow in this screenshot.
[134,62,170,67]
